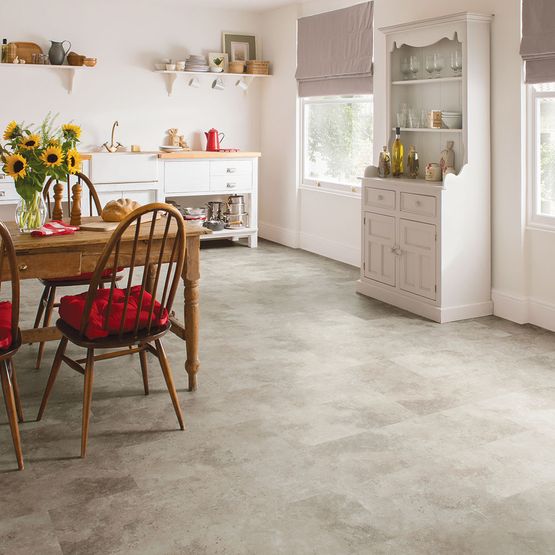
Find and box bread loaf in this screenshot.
[101,198,141,222]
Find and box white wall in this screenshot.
[0,0,263,152]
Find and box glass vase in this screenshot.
[15,192,47,233]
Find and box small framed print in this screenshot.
[222,32,258,62]
[208,52,229,71]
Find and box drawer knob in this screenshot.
[0,191,5,197]
[226,168,236,173]
[18,264,28,272]
[416,200,422,206]
[226,183,236,188]
[378,194,384,200]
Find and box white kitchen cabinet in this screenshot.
[165,161,210,194]
[357,13,492,323]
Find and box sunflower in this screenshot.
[4,154,27,179]
[19,133,41,150]
[62,123,81,140]
[3,121,18,141]
[66,148,81,174]
[40,146,64,167]
[48,138,60,147]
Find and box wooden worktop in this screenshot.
[158,151,261,160]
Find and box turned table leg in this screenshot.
[184,235,200,391]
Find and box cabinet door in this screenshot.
[165,161,210,194]
[399,219,436,300]
[363,212,396,286]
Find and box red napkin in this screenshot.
[31,221,80,237]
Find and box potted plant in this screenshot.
[212,57,224,73]
[0,115,82,232]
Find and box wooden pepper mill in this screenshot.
[52,182,64,221]
[70,182,82,226]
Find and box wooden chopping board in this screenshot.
[79,212,160,232]
[14,42,42,64]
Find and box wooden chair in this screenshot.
[37,203,186,458]
[0,221,24,470]
[34,173,118,369]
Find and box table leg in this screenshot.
[184,235,200,391]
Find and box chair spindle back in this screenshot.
[0,222,20,344]
[79,203,186,339]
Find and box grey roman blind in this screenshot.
[520,0,555,84]
[295,1,373,97]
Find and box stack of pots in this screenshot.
[225,195,248,228]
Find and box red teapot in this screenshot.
[205,128,225,151]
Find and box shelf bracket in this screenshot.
[166,73,177,96]
[66,68,76,95]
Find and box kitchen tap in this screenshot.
[102,121,124,153]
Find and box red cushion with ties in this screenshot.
[59,286,168,340]
[50,267,123,283]
[0,301,13,350]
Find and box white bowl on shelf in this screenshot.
[442,113,462,129]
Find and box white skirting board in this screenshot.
[492,289,555,331]
[299,231,359,267]
[357,280,493,323]
[258,221,299,249]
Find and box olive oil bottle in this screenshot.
[392,127,404,178]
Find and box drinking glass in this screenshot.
[433,53,444,78]
[450,50,462,75]
[396,112,407,128]
[408,108,420,128]
[425,55,434,78]
[409,55,420,80]
[400,57,410,80]
[420,108,429,128]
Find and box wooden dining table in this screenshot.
[2,217,210,391]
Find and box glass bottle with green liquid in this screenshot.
[392,127,404,178]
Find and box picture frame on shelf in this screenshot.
[208,52,229,71]
[222,32,258,61]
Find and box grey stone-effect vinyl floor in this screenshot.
[1,239,555,554]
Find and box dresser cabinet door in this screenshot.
[399,219,437,300]
[363,212,396,286]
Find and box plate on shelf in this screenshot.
[159,145,185,152]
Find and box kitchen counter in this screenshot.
[158,151,262,159]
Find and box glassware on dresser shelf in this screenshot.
[433,53,444,77]
[450,50,462,76]
[425,55,434,78]
[409,55,420,80]
[408,108,420,128]
[400,57,410,80]
[420,108,429,128]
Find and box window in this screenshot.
[301,95,373,194]
[531,83,555,226]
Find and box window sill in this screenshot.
[527,220,555,234]
[300,184,361,199]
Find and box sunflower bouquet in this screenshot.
[0,114,82,231]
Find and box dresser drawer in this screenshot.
[210,174,252,192]
[210,160,252,176]
[400,193,436,218]
[165,161,210,193]
[364,187,395,211]
[0,180,19,202]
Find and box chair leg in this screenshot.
[37,336,68,421]
[33,285,50,330]
[9,359,23,423]
[139,347,149,395]
[1,360,24,470]
[36,286,57,369]
[154,339,184,430]
[81,349,95,458]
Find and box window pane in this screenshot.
[539,96,555,216]
[303,97,373,186]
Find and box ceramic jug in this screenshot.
[48,40,71,65]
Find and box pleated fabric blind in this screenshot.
[295,2,373,97]
[520,0,555,84]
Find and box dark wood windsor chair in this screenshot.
[0,221,24,470]
[37,203,186,458]
[33,172,120,369]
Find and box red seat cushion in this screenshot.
[59,286,168,340]
[0,301,13,350]
[52,268,122,283]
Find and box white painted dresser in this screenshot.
[357,13,493,323]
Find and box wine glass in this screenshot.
[451,50,462,75]
[401,57,410,80]
[409,55,420,80]
[425,55,434,79]
[433,53,444,78]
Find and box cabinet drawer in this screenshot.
[400,193,436,218]
[165,161,210,193]
[90,153,158,184]
[210,160,252,176]
[0,180,19,202]
[364,187,395,211]
[210,174,252,192]
[8,252,82,281]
